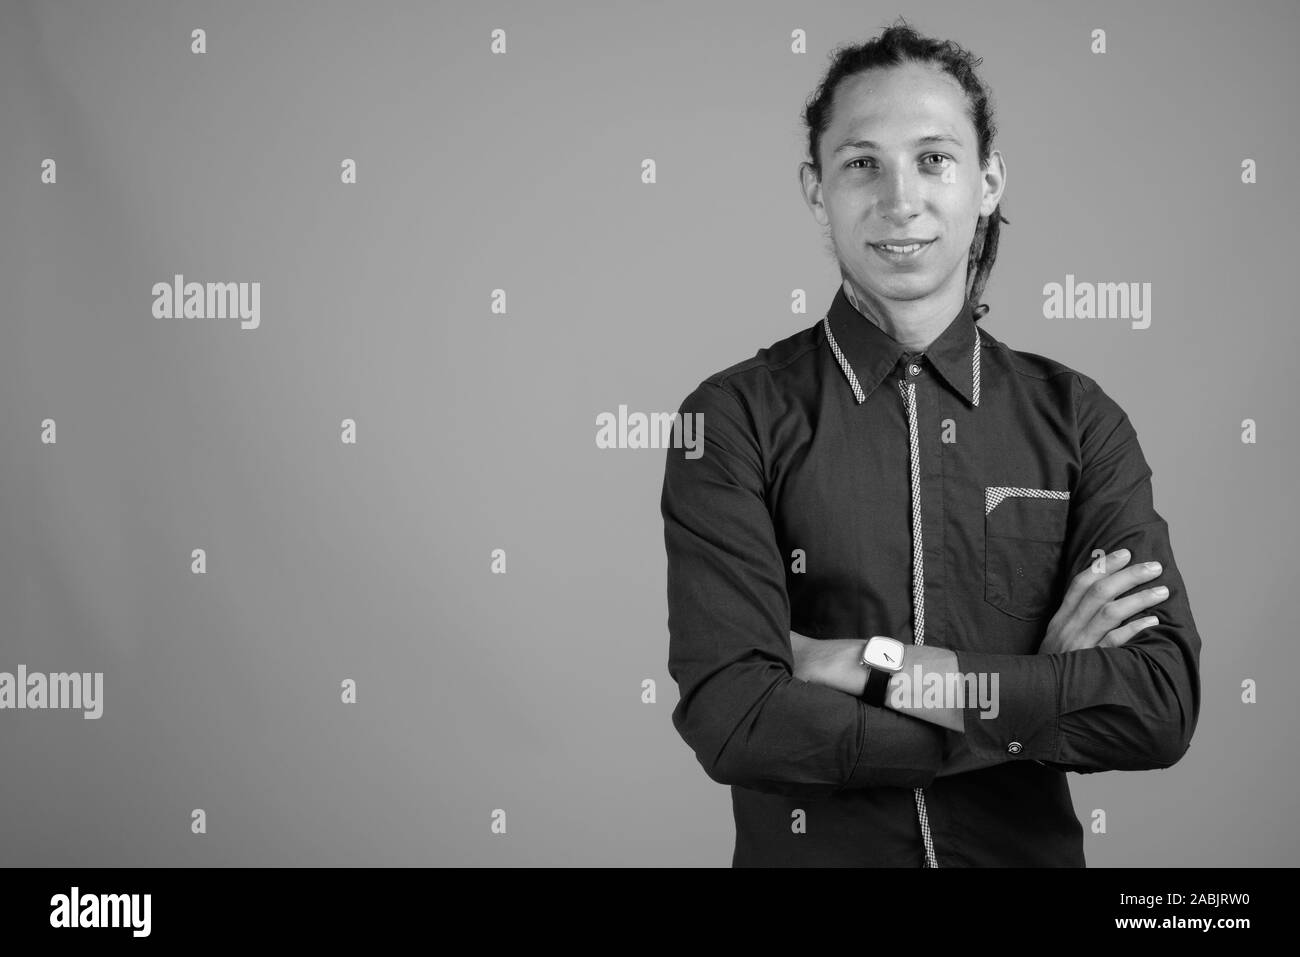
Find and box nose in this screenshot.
[879,166,922,222]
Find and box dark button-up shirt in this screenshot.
[660,283,1201,866]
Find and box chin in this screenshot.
[862,275,931,296]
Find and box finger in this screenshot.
[1076,558,1163,626]
[1104,584,1170,625]
[1080,582,1166,648]
[1061,549,1132,618]
[1105,561,1166,599]
[1100,616,1160,648]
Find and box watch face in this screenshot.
[863,636,905,672]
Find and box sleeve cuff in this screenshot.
[841,699,947,790]
[951,650,1061,761]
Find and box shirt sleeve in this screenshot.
[662,379,947,797]
[953,373,1202,772]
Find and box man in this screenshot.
[659,26,1201,867]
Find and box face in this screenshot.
[800,60,1006,311]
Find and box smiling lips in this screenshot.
[873,238,935,260]
[875,239,934,253]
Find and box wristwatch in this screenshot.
[859,635,905,707]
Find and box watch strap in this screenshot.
[862,665,892,708]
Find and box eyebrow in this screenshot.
[833,133,964,153]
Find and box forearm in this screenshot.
[798,636,966,733]
[935,731,1014,777]
[953,637,1198,770]
[816,629,1196,771]
[670,660,948,796]
[883,644,965,732]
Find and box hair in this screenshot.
[802,17,1008,319]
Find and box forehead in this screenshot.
[827,61,972,141]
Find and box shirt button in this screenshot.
[1007,741,1023,755]
[907,363,921,377]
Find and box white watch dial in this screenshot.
[862,636,905,672]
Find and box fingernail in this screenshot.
[1153,586,1169,596]
[1146,562,1161,572]
[1115,549,1130,559]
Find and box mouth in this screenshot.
[871,239,935,262]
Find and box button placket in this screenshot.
[898,376,939,869]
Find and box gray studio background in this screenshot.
[1,0,1296,867]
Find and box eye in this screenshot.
[845,154,953,171]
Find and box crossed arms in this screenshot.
[661,376,1202,797]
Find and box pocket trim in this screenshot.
[985,486,1070,516]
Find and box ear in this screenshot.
[798,162,830,227]
[978,150,1007,218]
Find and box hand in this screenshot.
[1039,548,1168,655]
[789,631,868,696]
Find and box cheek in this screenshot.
[936,201,981,245]
[826,184,869,216]
[828,217,860,248]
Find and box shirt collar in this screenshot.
[821,283,984,407]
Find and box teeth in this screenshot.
[880,242,925,253]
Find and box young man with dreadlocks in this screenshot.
[660,20,1201,867]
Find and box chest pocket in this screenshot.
[984,487,1071,620]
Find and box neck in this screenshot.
[841,277,967,352]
